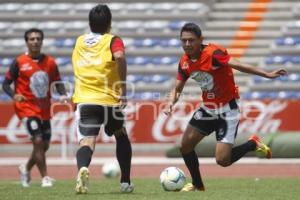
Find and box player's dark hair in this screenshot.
[180,23,202,38]
[89,4,112,34]
[24,28,44,42]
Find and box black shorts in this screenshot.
[189,99,240,144]
[24,117,51,141]
[76,104,124,138]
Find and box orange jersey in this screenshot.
[177,43,239,108]
[5,53,61,120]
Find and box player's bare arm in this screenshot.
[228,57,287,79]
[164,79,186,115]
[114,50,127,108]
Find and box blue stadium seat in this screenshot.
[131,92,161,100]
[160,38,181,48]
[151,74,171,83]
[49,3,73,14]
[265,56,291,65]
[252,76,271,83]
[3,38,24,49]
[38,21,64,33]
[243,91,300,100]
[0,22,12,33]
[0,3,23,14]
[64,21,87,33]
[133,38,159,48]
[169,21,187,31]
[62,75,74,83]
[0,93,11,101]
[275,37,300,46]
[125,3,152,13]
[127,56,152,65]
[127,74,144,83]
[0,75,4,83]
[56,57,71,67]
[0,57,13,67]
[288,74,300,82]
[143,21,169,32]
[152,3,177,13]
[109,3,126,13]
[55,38,76,48]
[21,3,48,14]
[152,56,178,65]
[115,20,142,33]
[291,56,300,64]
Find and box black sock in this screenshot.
[231,140,256,164]
[76,146,93,170]
[181,150,204,188]
[116,134,132,184]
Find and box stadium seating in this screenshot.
[0,0,300,100]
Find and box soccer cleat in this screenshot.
[249,134,272,159]
[41,176,55,187]
[120,182,134,193]
[180,183,205,192]
[75,167,89,194]
[18,164,30,187]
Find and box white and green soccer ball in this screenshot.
[102,162,120,178]
[160,167,186,191]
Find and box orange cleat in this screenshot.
[249,134,272,159]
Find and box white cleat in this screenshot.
[75,167,89,194]
[41,176,55,187]
[120,182,134,193]
[18,164,30,187]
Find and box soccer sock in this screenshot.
[116,134,132,184]
[76,146,93,170]
[231,140,256,164]
[181,150,204,189]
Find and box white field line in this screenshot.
[1,157,300,166]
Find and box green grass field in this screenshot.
[1,178,299,200]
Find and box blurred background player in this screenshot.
[2,28,67,187]
[164,23,287,191]
[72,4,133,194]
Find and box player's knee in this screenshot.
[79,137,95,151]
[112,127,127,138]
[43,142,50,152]
[216,158,231,167]
[180,138,196,154]
[179,145,193,155]
[32,136,43,145]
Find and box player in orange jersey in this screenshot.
[2,28,67,187]
[164,23,287,191]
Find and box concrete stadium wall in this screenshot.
[166,133,300,158]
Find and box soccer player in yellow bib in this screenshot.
[72,4,133,194]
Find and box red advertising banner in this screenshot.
[0,100,299,144]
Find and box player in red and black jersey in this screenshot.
[2,28,67,187]
[164,23,287,191]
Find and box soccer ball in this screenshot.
[159,167,186,191]
[102,162,120,178]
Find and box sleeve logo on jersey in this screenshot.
[190,71,214,91]
[29,71,49,98]
[20,63,33,71]
[182,62,189,69]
